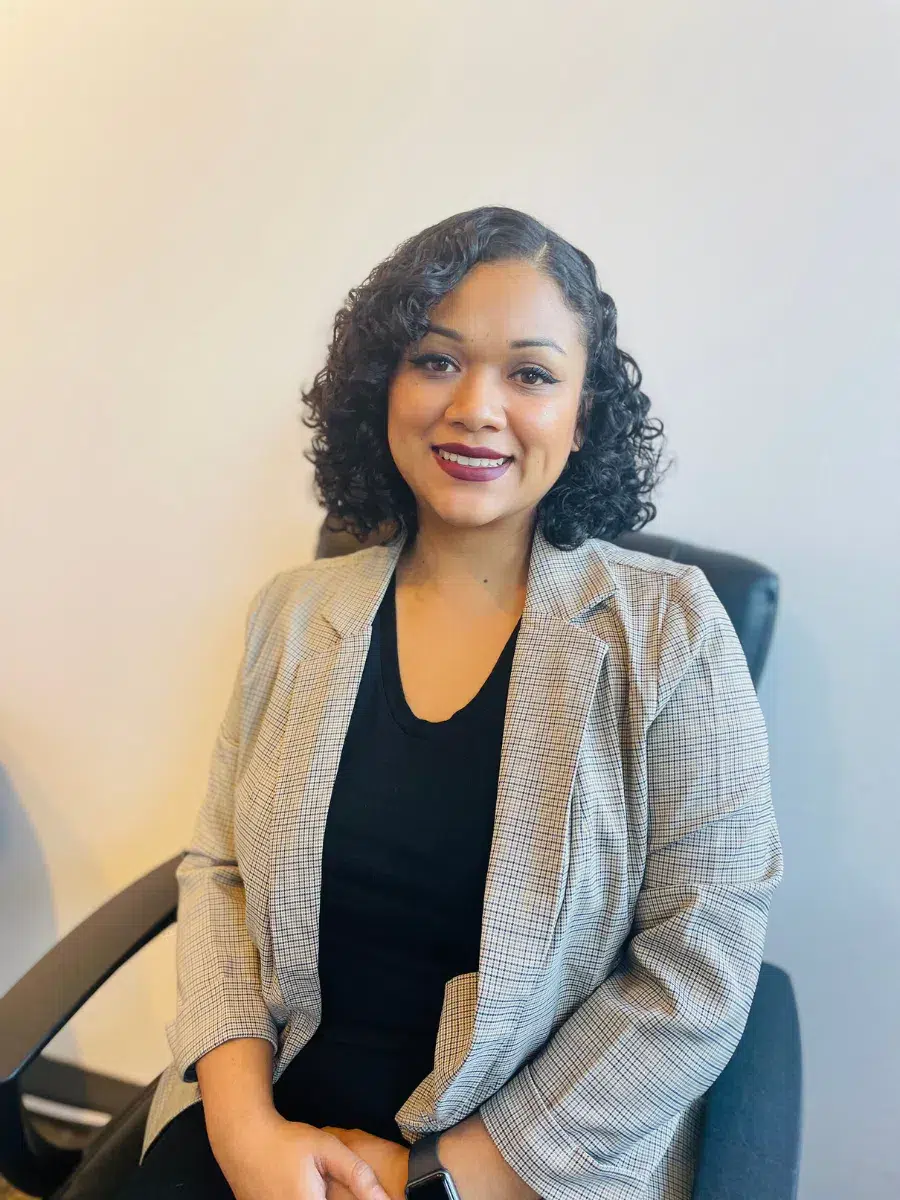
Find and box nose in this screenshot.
[443,364,507,431]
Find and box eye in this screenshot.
[514,365,559,387]
[409,352,457,374]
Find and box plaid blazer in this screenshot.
[142,524,783,1200]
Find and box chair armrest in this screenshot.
[691,962,803,1200]
[0,853,182,1196]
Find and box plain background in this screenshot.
[1,2,898,1197]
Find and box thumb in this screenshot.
[318,1134,392,1200]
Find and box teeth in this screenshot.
[437,449,508,468]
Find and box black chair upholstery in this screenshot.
[0,523,795,1200]
[54,1085,157,1200]
[691,963,802,1200]
[0,856,181,1197]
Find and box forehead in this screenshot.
[425,260,584,350]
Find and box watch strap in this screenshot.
[407,1132,443,1186]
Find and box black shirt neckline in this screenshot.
[378,573,520,739]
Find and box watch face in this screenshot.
[409,1174,454,1200]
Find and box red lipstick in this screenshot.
[431,443,513,483]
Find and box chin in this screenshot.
[432,501,528,533]
[438,513,498,531]
[425,502,504,530]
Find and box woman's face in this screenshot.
[387,259,588,535]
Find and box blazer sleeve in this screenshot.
[165,574,282,1083]
[478,566,784,1200]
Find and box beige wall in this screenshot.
[1,3,898,1196]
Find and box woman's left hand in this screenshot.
[322,1127,410,1200]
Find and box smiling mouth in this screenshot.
[433,447,512,467]
[430,446,514,484]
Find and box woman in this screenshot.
[127,206,782,1200]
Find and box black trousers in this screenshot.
[118,1028,420,1198]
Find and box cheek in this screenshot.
[386,384,417,457]
[517,395,580,459]
[388,375,438,436]
[386,380,405,428]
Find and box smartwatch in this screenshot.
[405,1132,462,1200]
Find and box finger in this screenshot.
[320,1137,391,1200]
[322,1126,352,1149]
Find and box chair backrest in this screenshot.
[315,522,779,688]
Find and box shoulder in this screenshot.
[241,543,392,659]
[581,538,739,705]
[595,538,727,632]
[578,537,724,628]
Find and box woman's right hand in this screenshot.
[196,1039,389,1199]
[211,1109,393,1200]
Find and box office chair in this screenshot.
[0,525,801,1199]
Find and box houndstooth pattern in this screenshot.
[142,524,783,1200]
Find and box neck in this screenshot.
[398,509,536,610]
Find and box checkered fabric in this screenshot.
[142,525,782,1200]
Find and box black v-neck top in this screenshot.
[273,573,520,1141]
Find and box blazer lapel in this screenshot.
[474,609,610,1017]
[480,524,618,996]
[269,538,405,1013]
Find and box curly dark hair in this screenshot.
[300,205,667,551]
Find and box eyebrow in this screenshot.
[424,322,567,356]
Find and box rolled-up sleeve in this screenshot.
[166,575,281,1083]
[479,568,784,1200]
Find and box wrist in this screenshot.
[388,1145,411,1200]
[205,1099,282,1155]
[438,1115,539,1200]
[405,1132,460,1200]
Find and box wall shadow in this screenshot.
[0,761,57,993]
